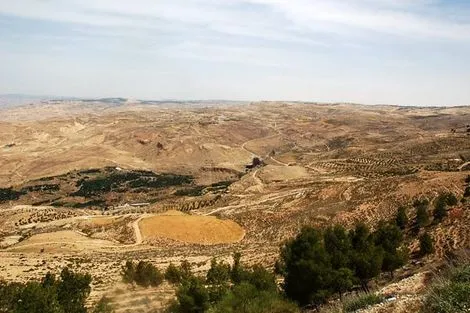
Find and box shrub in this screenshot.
[0,187,24,202]
[444,193,458,206]
[464,187,470,198]
[134,261,164,287]
[422,263,470,313]
[206,258,231,303]
[343,293,384,312]
[416,205,430,228]
[122,260,163,287]
[465,175,470,184]
[209,282,299,313]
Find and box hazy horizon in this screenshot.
[1,1,470,106]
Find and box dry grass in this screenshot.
[139,212,245,245]
[8,230,118,253]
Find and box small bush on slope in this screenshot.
[343,293,384,313]
[422,262,470,313]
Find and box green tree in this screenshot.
[0,281,23,312]
[419,233,434,256]
[174,276,210,313]
[279,226,334,306]
[332,268,354,300]
[206,258,231,286]
[382,248,408,278]
[57,267,91,313]
[41,273,57,289]
[242,265,277,292]
[206,258,231,303]
[165,263,183,284]
[230,252,243,284]
[180,260,193,282]
[464,187,470,198]
[134,261,163,287]
[350,223,384,292]
[374,222,406,276]
[395,207,408,230]
[14,282,62,313]
[323,225,352,270]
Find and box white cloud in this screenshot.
[1,0,469,41]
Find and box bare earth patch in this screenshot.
[139,212,245,245]
[7,230,118,253]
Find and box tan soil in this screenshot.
[138,213,245,245]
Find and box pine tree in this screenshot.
[279,227,334,306]
[419,233,434,256]
[395,207,408,230]
[165,263,182,284]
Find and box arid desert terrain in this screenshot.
[1,99,470,312]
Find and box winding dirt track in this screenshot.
[459,161,470,171]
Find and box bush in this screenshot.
[121,260,163,287]
[464,187,470,198]
[423,263,470,313]
[416,205,430,228]
[444,193,458,206]
[122,260,135,284]
[209,282,299,313]
[206,258,231,303]
[343,293,384,312]
[278,221,406,306]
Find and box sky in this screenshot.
[0,0,469,105]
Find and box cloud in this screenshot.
[1,0,469,42]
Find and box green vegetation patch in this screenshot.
[72,169,193,197]
[343,294,384,312]
[423,263,470,313]
[0,187,25,202]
